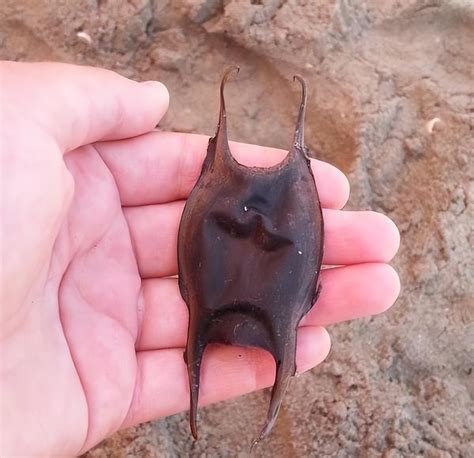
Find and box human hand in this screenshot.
[0,61,400,455]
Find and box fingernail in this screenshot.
[140,81,170,108]
[141,80,162,88]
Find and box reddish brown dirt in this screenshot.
[1,1,473,456]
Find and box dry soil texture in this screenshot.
[1,0,473,457]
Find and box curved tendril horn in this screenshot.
[218,66,240,124]
[221,66,240,94]
[249,437,259,454]
[293,74,307,148]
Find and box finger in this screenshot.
[136,263,399,351]
[125,204,400,279]
[97,131,350,209]
[123,326,330,429]
[124,201,184,279]
[1,61,169,152]
[301,263,400,326]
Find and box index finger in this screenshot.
[1,61,169,152]
[97,131,350,209]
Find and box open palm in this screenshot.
[0,62,400,456]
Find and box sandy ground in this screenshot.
[1,0,473,456]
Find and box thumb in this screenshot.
[0,62,168,331]
[1,61,169,152]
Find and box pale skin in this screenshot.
[0,62,400,455]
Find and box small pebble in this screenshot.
[425,117,442,133]
[76,31,92,45]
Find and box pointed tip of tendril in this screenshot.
[190,421,198,440]
[249,437,260,455]
[222,66,240,85]
[292,75,307,148]
[220,66,240,101]
[292,74,306,97]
